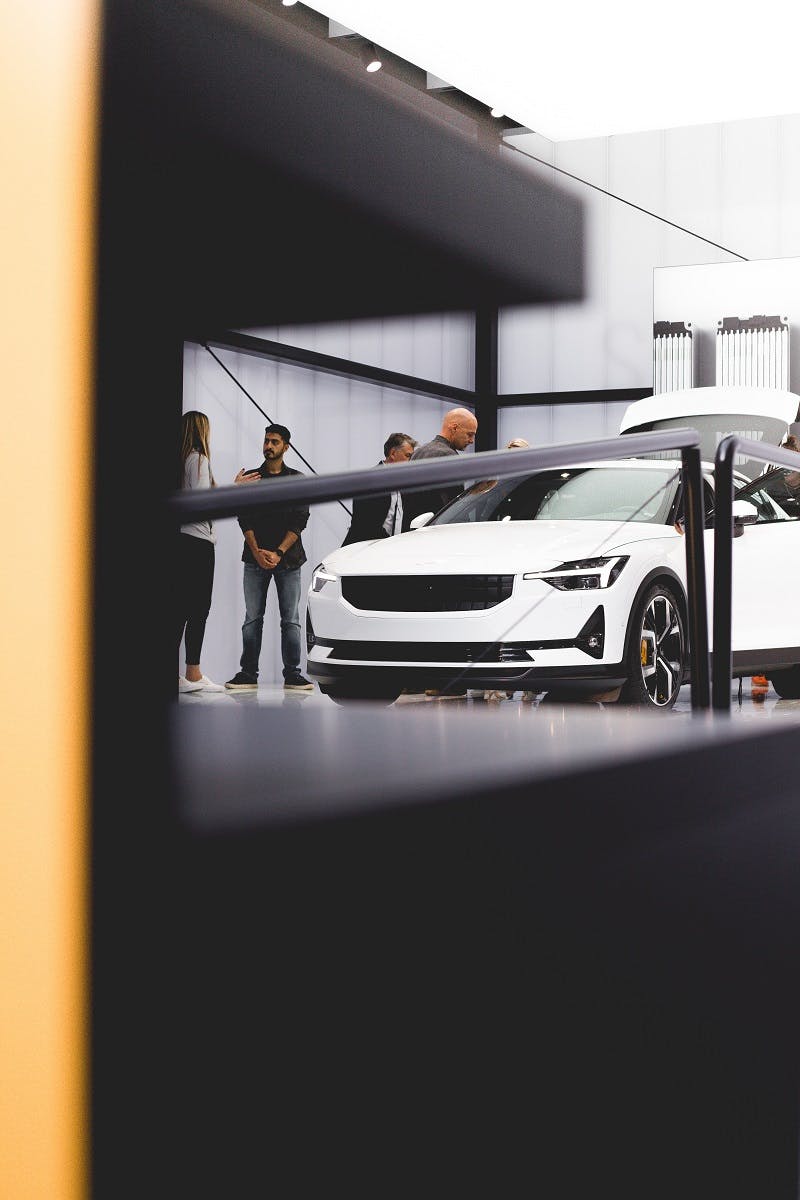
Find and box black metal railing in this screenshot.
[169,428,711,710]
[712,437,800,712]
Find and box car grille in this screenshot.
[341,575,514,612]
[324,640,572,663]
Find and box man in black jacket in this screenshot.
[225,423,313,691]
[342,432,417,546]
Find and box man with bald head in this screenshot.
[401,407,478,531]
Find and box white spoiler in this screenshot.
[620,385,798,433]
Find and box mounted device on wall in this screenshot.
[716,314,789,389]
[653,259,800,392]
[653,320,693,394]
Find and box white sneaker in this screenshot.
[179,676,204,693]
[198,675,225,692]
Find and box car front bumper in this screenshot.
[306,658,627,694]
[307,573,633,694]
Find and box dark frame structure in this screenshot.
[93,1,583,1194]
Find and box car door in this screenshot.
[728,469,800,655]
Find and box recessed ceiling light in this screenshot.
[362,42,382,72]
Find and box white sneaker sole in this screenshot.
[179,678,204,693]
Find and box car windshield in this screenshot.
[735,467,800,522]
[432,466,681,526]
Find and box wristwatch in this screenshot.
[275,547,284,558]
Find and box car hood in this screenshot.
[324,520,675,575]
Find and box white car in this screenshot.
[307,387,800,708]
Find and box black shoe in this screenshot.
[284,675,314,692]
[225,671,258,690]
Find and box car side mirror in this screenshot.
[409,512,434,530]
[732,499,758,536]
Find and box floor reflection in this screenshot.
[179,679,800,720]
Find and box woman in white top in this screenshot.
[177,411,223,692]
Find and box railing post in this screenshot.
[680,446,711,710]
[712,436,737,712]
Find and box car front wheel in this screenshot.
[621,582,686,709]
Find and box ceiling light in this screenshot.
[362,42,382,72]
[281,1,298,7]
[490,106,504,118]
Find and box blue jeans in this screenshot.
[240,563,302,681]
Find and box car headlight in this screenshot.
[311,563,339,593]
[523,555,629,591]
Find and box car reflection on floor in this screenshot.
[178,681,800,719]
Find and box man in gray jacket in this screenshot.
[401,407,478,531]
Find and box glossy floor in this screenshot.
[178,678,800,719]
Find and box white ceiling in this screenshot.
[309,0,800,141]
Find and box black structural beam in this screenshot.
[198,331,475,407]
[681,446,711,710]
[474,306,499,451]
[94,2,584,1194]
[132,0,584,335]
[496,386,652,408]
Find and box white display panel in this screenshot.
[654,256,800,391]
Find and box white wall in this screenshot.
[654,255,800,389]
[498,400,630,449]
[499,114,800,395]
[182,315,474,684]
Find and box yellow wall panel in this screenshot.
[0,2,98,1197]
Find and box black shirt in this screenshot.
[236,463,309,569]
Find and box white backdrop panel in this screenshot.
[498,400,630,449]
[498,113,800,397]
[244,313,474,389]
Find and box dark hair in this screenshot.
[383,432,417,457]
[265,423,291,443]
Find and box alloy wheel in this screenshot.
[638,593,684,706]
